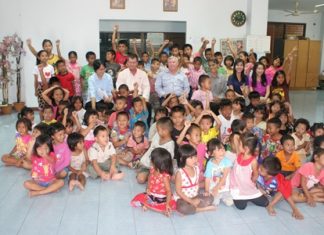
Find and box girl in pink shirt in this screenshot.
[291,148,324,206]
[1,118,32,169]
[177,122,208,185]
[191,75,213,109]
[24,135,64,197]
[66,51,82,96]
[230,133,269,210]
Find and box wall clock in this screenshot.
[231,10,246,27]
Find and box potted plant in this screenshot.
[0,34,25,114]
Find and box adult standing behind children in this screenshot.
[155,56,190,98]
[85,60,114,110]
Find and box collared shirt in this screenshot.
[188,64,206,89]
[87,72,113,103]
[155,70,190,97]
[209,73,227,98]
[116,68,150,101]
[88,142,116,163]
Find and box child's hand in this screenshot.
[201,37,205,43]
[190,198,201,208]
[101,172,111,181]
[63,108,68,116]
[163,39,170,46]
[110,165,117,178]
[56,40,60,47]
[71,111,78,120]
[38,64,44,72]
[212,187,219,196]
[165,204,172,217]
[26,38,32,45]
[211,38,216,46]
[307,195,316,207]
[184,120,191,128]
[113,25,119,31]
[292,208,304,220]
[203,39,209,45]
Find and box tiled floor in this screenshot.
[0,90,323,235]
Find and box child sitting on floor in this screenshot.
[292,118,311,163]
[87,125,124,181]
[291,148,324,207]
[24,135,64,197]
[67,133,87,191]
[131,148,176,217]
[2,118,32,169]
[276,135,301,178]
[257,157,304,219]
[175,144,215,215]
[205,138,233,206]
[137,117,175,184]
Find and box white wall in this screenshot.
[268,9,324,73]
[268,9,322,40]
[0,0,269,107]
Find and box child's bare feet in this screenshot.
[69,180,76,191]
[292,209,304,220]
[76,181,85,191]
[266,205,276,216]
[111,172,124,180]
[142,205,148,212]
[29,190,39,197]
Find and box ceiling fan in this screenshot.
[284,1,318,16]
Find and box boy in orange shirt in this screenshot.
[276,134,301,179]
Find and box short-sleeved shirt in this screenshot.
[129,109,149,131]
[53,142,71,172]
[227,74,249,95]
[257,174,292,199]
[276,150,301,172]
[70,151,86,171]
[115,51,128,66]
[80,64,94,91]
[15,134,32,158]
[127,135,149,158]
[87,73,114,103]
[31,152,56,183]
[111,127,131,150]
[261,134,282,158]
[148,167,171,197]
[88,142,116,163]
[271,84,290,102]
[204,157,232,192]
[291,162,324,189]
[209,73,227,98]
[218,114,234,143]
[248,77,270,97]
[33,64,54,83]
[57,72,75,96]
[191,90,213,109]
[201,128,219,144]
[47,54,60,72]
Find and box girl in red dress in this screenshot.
[131,148,176,216]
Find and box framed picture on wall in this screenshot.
[220,38,245,57]
[163,0,178,12]
[110,0,125,9]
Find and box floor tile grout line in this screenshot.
[96,181,102,235]
[0,172,25,207]
[56,188,71,235]
[16,198,36,235]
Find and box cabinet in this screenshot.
[283,40,321,89]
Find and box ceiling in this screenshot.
[269,0,324,11]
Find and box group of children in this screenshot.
[1,28,324,220]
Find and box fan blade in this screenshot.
[285,14,293,16]
[284,9,294,13]
[315,4,324,8]
[295,1,299,10]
